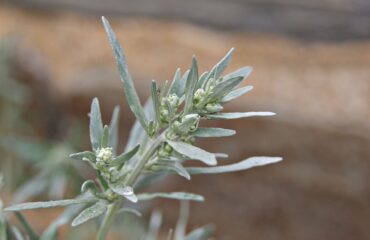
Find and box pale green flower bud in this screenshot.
[205,103,223,113]
[166,94,179,108]
[96,147,113,163]
[173,114,200,134]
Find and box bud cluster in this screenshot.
[95,147,120,183]
[160,93,180,124]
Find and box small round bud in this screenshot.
[205,103,223,113]
[96,147,113,163]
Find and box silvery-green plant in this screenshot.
[5,17,282,240]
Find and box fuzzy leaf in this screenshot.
[102,17,148,133]
[207,48,234,80]
[89,98,103,150]
[137,192,204,202]
[117,208,142,217]
[71,201,107,227]
[41,205,84,240]
[168,68,181,96]
[187,156,283,175]
[151,80,161,128]
[101,125,110,148]
[108,183,138,203]
[221,85,253,103]
[206,112,276,120]
[69,151,96,163]
[111,144,140,167]
[155,160,191,180]
[184,57,198,114]
[109,106,120,154]
[5,198,97,211]
[196,71,209,89]
[167,140,217,166]
[205,76,244,102]
[191,127,235,138]
[223,66,252,81]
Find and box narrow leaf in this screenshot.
[207,48,234,80]
[156,160,191,180]
[191,127,235,138]
[205,76,244,102]
[71,201,107,227]
[206,112,276,120]
[187,156,283,175]
[108,183,138,203]
[223,66,252,82]
[109,106,120,154]
[89,98,103,150]
[137,192,204,202]
[117,208,142,217]
[168,68,181,96]
[101,125,110,148]
[196,71,209,89]
[41,205,84,240]
[167,140,217,166]
[102,17,148,132]
[69,151,96,163]
[221,85,253,103]
[151,80,161,128]
[14,212,38,240]
[183,57,198,114]
[175,201,189,240]
[5,198,97,211]
[111,144,140,167]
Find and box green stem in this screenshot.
[125,133,165,186]
[96,202,119,240]
[96,132,165,239]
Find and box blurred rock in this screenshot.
[0,5,369,240]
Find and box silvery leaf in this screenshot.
[205,76,243,102]
[184,57,198,114]
[196,71,209,89]
[102,17,148,133]
[151,80,161,127]
[206,112,276,120]
[108,183,138,203]
[145,210,162,240]
[111,144,140,167]
[168,68,181,96]
[174,201,189,240]
[221,85,253,103]
[5,198,98,211]
[137,192,204,202]
[101,125,109,148]
[109,106,120,154]
[207,48,234,80]
[117,208,142,217]
[11,226,25,240]
[41,204,84,240]
[167,140,217,166]
[191,127,235,138]
[156,160,191,180]
[223,66,252,82]
[69,151,96,163]
[187,156,283,175]
[71,201,107,227]
[89,98,103,150]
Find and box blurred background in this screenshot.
[0,0,369,239]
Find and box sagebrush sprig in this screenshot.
[5,16,282,240]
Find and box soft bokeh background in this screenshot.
[0,1,369,239]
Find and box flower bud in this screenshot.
[173,114,200,134]
[96,147,113,163]
[205,103,223,113]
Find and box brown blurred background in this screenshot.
[0,0,369,239]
